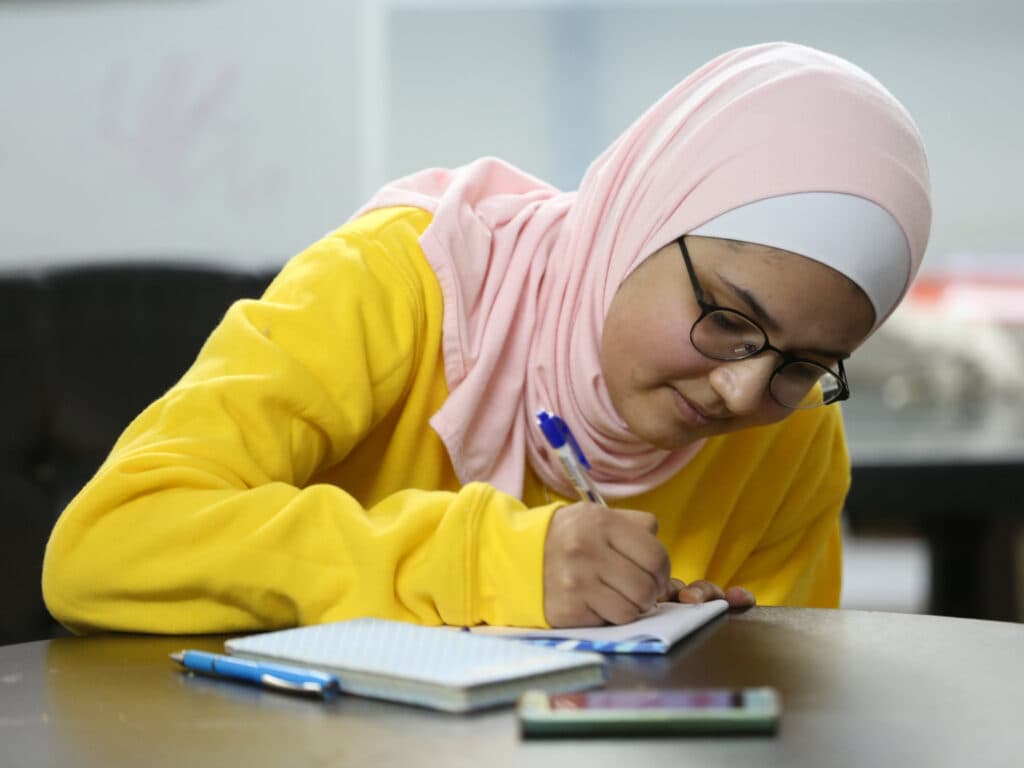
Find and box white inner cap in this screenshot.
[690,192,911,328]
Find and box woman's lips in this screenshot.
[671,388,712,428]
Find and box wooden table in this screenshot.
[3,607,1022,767]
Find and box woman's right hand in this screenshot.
[542,502,670,628]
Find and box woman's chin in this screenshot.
[626,415,702,451]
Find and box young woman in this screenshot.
[43,42,931,634]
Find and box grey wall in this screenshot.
[2,0,1021,270]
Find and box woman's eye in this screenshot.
[710,311,748,333]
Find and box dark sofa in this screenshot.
[1,263,275,645]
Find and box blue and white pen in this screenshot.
[536,409,606,506]
[170,649,341,698]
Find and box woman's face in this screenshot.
[599,235,876,450]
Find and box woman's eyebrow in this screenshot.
[718,274,781,331]
[717,274,851,361]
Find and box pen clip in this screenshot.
[260,673,338,698]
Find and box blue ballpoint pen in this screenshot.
[536,409,606,506]
[170,649,341,698]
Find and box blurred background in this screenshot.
[2,0,1022,639]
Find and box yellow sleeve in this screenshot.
[42,207,555,635]
[637,403,850,609]
[721,409,849,608]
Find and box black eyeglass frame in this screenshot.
[677,236,850,409]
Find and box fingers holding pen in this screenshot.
[543,502,669,628]
[606,512,671,606]
[584,581,655,627]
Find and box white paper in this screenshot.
[470,599,728,644]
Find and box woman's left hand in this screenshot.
[661,578,756,610]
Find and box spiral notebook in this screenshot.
[225,618,606,713]
[468,599,729,654]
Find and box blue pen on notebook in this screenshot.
[170,649,341,698]
[536,409,606,506]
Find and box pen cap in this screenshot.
[536,410,592,469]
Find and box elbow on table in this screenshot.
[41,522,124,635]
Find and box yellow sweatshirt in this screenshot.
[42,206,848,635]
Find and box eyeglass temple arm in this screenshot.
[677,236,709,305]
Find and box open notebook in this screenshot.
[469,599,729,654]
[225,618,606,713]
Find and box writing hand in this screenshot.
[543,502,670,627]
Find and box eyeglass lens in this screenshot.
[691,310,840,409]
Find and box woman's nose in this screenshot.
[708,355,777,415]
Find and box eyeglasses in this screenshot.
[677,236,850,410]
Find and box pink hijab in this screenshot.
[354,42,931,501]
